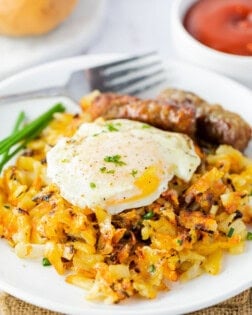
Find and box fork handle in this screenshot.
[0,86,67,106]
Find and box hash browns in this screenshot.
[0,97,252,304]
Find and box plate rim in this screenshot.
[1,53,252,95]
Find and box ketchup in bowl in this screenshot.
[184,0,252,56]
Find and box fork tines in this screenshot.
[87,52,166,96]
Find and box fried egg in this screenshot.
[46,119,200,214]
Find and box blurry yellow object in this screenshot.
[0,0,78,36]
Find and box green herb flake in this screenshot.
[100,167,115,174]
[90,182,96,189]
[247,232,252,240]
[61,158,69,163]
[149,264,156,273]
[177,239,183,246]
[3,205,10,209]
[104,155,126,166]
[143,210,154,220]
[227,227,235,238]
[142,124,151,129]
[105,123,119,132]
[131,169,138,177]
[42,257,51,267]
[100,167,106,173]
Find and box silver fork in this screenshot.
[0,52,166,105]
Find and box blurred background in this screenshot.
[0,0,175,80]
[0,0,251,87]
[88,0,173,56]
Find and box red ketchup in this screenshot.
[184,0,252,56]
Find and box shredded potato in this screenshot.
[0,100,252,304]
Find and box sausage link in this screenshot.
[158,89,252,151]
[88,93,196,136]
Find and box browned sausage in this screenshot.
[87,93,196,136]
[158,89,252,151]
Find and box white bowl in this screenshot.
[171,0,252,86]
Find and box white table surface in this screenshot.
[0,0,176,80]
[0,0,251,89]
[87,0,176,58]
[87,0,252,89]
[0,0,106,80]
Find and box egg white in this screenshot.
[46,119,201,214]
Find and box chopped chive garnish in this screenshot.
[100,166,115,174]
[227,227,235,238]
[3,205,10,209]
[42,257,51,266]
[177,239,183,246]
[104,155,126,166]
[131,169,138,177]
[0,104,65,173]
[61,158,69,163]
[247,232,252,240]
[0,104,65,153]
[1,111,25,168]
[13,111,26,132]
[149,264,156,273]
[143,210,154,220]
[90,182,96,189]
[5,111,25,150]
[142,124,151,129]
[105,123,119,132]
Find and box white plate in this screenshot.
[0,55,251,315]
[0,0,106,80]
